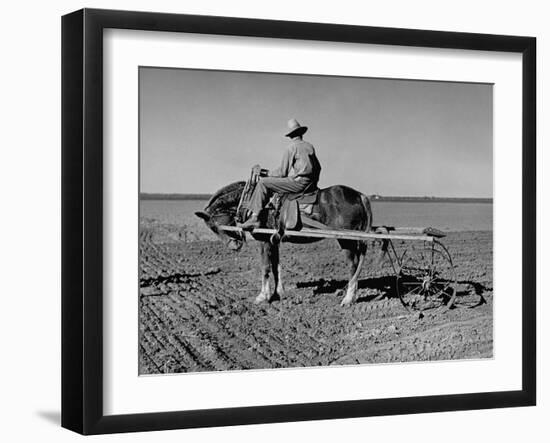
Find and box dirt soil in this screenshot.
[139,224,493,374]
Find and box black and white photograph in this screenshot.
[1,0,543,440]
[138,67,493,374]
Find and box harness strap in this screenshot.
[301,215,329,230]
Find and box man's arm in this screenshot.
[268,145,294,177]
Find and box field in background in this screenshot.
[140,199,493,242]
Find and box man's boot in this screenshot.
[238,213,260,231]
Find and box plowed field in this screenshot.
[139,221,493,374]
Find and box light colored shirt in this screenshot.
[268,139,321,184]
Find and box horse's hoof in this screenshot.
[340,297,355,307]
[255,293,270,304]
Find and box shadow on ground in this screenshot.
[297,276,491,307]
[296,276,397,301]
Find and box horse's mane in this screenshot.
[205,181,245,215]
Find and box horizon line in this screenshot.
[140,192,493,202]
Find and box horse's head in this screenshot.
[195,209,244,251]
[195,181,245,252]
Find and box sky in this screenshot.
[139,67,493,198]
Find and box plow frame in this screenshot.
[218,224,457,311]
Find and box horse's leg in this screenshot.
[271,243,284,299]
[341,247,359,306]
[276,263,285,297]
[340,241,367,306]
[255,241,272,303]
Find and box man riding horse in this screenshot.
[238,118,322,230]
[196,118,373,306]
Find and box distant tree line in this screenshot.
[140,193,492,204]
[369,195,492,203]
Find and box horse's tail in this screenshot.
[362,193,390,268]
[354,193,373,257]
[360,193,373,233]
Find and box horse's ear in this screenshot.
[195,211,211,221]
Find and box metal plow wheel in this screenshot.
[396,239,457,312]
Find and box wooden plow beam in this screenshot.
[218,225,438,243]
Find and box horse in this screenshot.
[195,181,373,306]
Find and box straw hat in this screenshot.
[285,118,308,138]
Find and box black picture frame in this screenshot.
[61,8,536,435]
